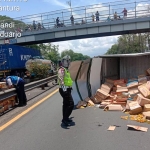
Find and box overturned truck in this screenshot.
[69,52,150,105]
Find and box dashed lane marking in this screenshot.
[0,89,59,132]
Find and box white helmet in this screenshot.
[62,55,71,68]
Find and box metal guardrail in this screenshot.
[0,0,150,36]
[0,75,57,102]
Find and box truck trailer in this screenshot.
[0,44,41,78]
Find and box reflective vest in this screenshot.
[6,76,20,85]
[58,67,73,87]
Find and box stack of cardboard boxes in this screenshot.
[76,67,150,120]
[0,82,16,114]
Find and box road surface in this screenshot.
[0,86,150,150]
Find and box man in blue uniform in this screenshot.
[5,76,27,107]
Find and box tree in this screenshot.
[0,15,26,31]
[61,49,90,61]
[106,33,149,54]
[25,44,40,50]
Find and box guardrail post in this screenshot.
[41,85,45,90]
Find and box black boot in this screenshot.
[62,119,71,126]
[66,118,73,122]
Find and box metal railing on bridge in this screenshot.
[0,0,150,35]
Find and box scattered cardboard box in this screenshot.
[96,89,109,100]
[138,75,147,85]
[129,101,142,115]
[136,94,150,106]
[104,104,123,111]
[84,97,95,106]
[146,68,150,75]
[127,125,148,132]
[107,126,116,131]
[143,111,150,119]
[138,84,150,98]
[127,81,139,89]
[128,87,139,95]
[143,104,150,112]
[93,95,102,103]
[114,79,125,86]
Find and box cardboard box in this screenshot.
[115,96,128,102]
[126,100,133,110]
[146,68,150,75]
[143,104,150,112]
[146,76,150,81]
[113,87,117,92]
[104,104,123,111]
[138,76,147,85]
[116,88,128,92]
[100,82,113,93]
[127,81,138,89]
[127,125,148,132]
[128,87,139,95]
[127,78,138,83]
[76,101,87,108]
[146,81,150,90]
[99,101,112,109]
[143,111,150,119]
[96,89,109,100]
[116,84,128,92]
[84,97,95,106]
[129,101,142,115]
[114,79,125,86]
[93,95,102,103]
[138,75,146,78]
[138,84,150,98]
[0,82,7,89]
[137,94,150,106]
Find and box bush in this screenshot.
[29,62,51,79]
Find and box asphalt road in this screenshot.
[0,86,150,150]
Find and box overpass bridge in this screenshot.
[0,0,150,45]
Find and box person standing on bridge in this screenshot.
[57,58,74,126]
[56,17,60,27]
[70,15,74,25]
[95,11,99,22]
[3,76,27,107]
[122,8,127,19]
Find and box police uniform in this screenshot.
[58,66,74,126]
[6,76,27,106]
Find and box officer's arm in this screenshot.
[6,78,14,89]
[58,68,67,92]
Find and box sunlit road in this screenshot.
[0,87,150,150]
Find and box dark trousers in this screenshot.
[59,88,74,120]
[15,79,27,106]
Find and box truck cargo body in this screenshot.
[0,44,41,77]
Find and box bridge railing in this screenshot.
[0,0,150,36]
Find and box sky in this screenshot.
[0,0,149,57]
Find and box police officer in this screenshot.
[5,76,27,107]
[58,60,74,126]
